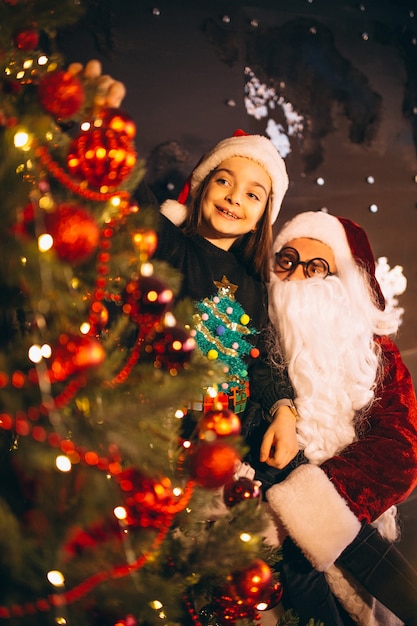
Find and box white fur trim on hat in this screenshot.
[272,210,354,275]
[266,463,361,571]
[160,199,188,226]
[191,133,289,224]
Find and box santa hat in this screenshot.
[273,210,385,310]
[160,129,289,226]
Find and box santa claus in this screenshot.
[256,211,417,625]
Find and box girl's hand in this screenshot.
[260,405,299,469]
[68,59,126,108]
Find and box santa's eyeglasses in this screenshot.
[274,247,334,279]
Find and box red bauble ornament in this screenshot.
[132,229,158,259]
[198,407,241,440]
[45,204,100,264]
[232,559,273,602]
[223,476,260,508]
[13,202,35,239]
[188,441,240,489]
[115,468,177,529]
[67,126,136,189]
[13,27,39,50]
[48,334,105,383]
[147,324,195,371]
[256,580,283,611]
[122,276,173,323]
[88,301,109,331]
[95,107,136,140]
[210,591,258,624]
[38,70,84,118]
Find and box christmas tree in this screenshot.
[0,2,292,625]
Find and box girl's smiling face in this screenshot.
[198,156,271,250]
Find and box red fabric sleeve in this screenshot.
[320,335,417,524]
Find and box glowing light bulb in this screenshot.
[14,130,31,149]
[38,233,53,252]
[47,570,65,587]
[149,600,163,610]
[56,456,72,472]
[114,506,127,520]
[79,322,91,335]
[140,262,154,277]
[28,344,43,363]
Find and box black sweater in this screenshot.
[154,214,293,419]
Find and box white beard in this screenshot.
[268,276,380,464]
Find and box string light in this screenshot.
[47,571,65,587]
[13,130,31,150]
[56,456,72,472]
[38,233,53,251]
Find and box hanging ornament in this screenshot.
[66,126,136,190]
[38,70,84,119]
[210,559,273,623]
[44,203,100,264]
[13,27,39,51]
[13,202,35,239]
[94,107,136,140]
[256,580,283,611]
[48,333,105,383]
[132,228,158,260]
[188,441,240,489]
[115,468,178,529]
[210,591,258,624]
[88,301,109,331]
[122,276,173,324]
[147,324,195,372]
[232,559,273,602]
[197,407,241,440]
[223,476,260,508]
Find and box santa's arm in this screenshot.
[266,336,417,570]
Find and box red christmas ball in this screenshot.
[122,276,173,323]
[256,580,283,611]
[147,324,195,371]
[232,559,273,602]
[132,229,158,259]
[94,107,136,140]
[88,301,109,331]
[188,441,240,489]
[211,589,258,623]
[12,202,35,239]
[38,70,84,118]
[13,27,39,51]
[198,407,241,440]
[67,126,136,189]
[115,468,177,529]
[223,476,260,508]
[45,203,100,264]
[48,334,105,383]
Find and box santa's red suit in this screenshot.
[263,211,417,625]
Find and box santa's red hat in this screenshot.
[161,129,289,226]
[272,210,385,310]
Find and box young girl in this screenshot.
[154,129,296,427]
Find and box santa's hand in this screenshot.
[260,406,299,469]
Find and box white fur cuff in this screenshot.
[266,464,361,571]
[160,199,188,226]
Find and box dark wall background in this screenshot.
[60,0,417,567]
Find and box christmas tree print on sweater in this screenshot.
[192,276,259,413]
